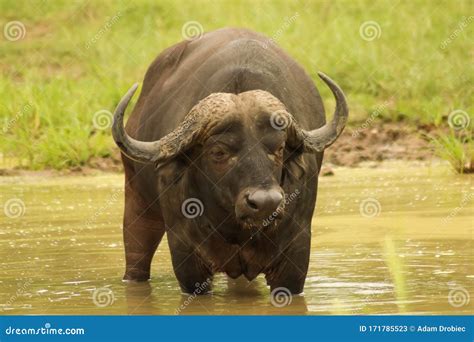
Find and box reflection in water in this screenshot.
[124,281,155,315]
[0,163,472,315]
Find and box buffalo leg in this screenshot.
[167,232,212,294]
[122,178,165,281]
[266,233,310,294]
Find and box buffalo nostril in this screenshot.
[245,194,259,210]
[247,189,283,213]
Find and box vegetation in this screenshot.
[430,129,473,173]
[383,236,408,313]
[0,0,472,169]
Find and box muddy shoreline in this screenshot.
[0,122,442,177]
[325,122,434,167]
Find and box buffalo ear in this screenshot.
[281,149,306,186]
[155,142,201,187]
[155,156,188,190]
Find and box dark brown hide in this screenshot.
[115,28,347,294]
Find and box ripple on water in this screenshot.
[0,165,472,314]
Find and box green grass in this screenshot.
[429,129,473,174]
[0,0,472,169]
[383,236,408,313]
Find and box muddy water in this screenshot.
[0,163,472,315]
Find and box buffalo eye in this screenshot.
[273,143,285,160]
[276,144,285,157]
[267,143,285,163]
[209,146,230,163]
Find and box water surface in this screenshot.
[0,162,472,315]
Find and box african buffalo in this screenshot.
[112,28,348,294]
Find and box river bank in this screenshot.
[0,122,456,177]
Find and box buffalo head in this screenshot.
[112,72,347,228]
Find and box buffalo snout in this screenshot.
[235,187,284,227]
